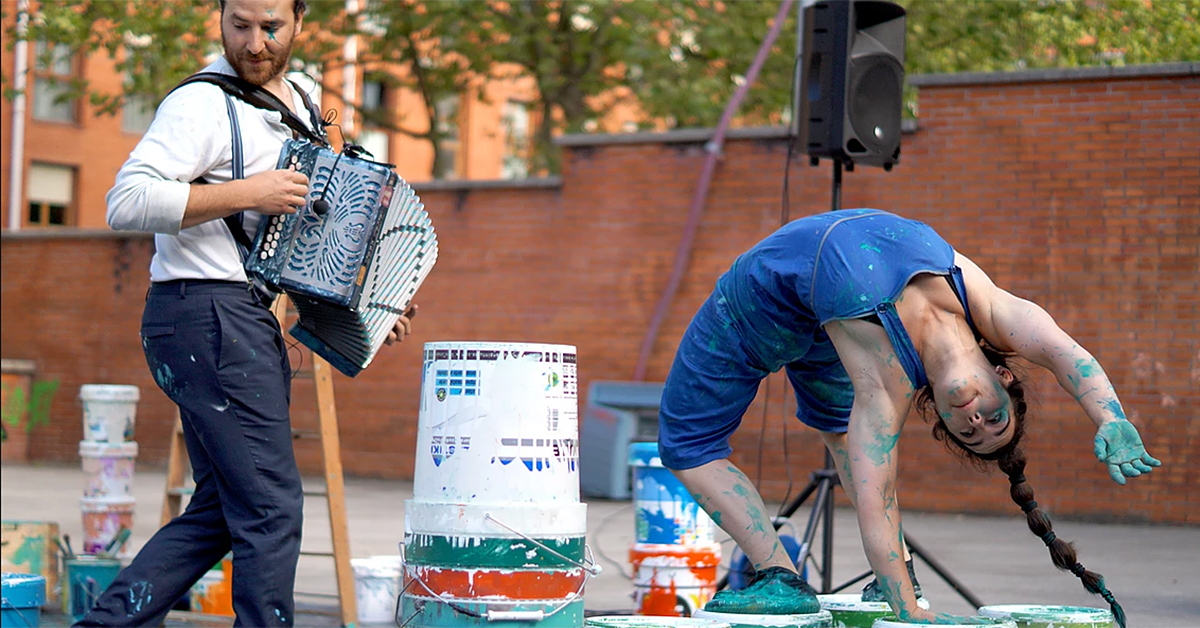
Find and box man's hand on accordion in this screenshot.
[246,167,310,215]
[385,304,419,346]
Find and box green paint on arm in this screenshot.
[865,430,899,466]
[1102,397,1127,421]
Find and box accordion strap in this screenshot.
[171,72,328,146]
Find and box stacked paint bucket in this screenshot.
[627,441,722,616]
[77,385,140,558]
[401,342,598,627]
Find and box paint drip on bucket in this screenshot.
[401,342,598,628]
[977,605,1116,628]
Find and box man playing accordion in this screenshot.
[80,1,416,625]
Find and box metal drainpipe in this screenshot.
[7,0,30,231]
[632,0,797,381]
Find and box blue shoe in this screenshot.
[861,558,921,602]
[704,567,822,614]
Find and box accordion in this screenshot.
[246,139,438,377]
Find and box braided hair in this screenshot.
[915,343,1127,628]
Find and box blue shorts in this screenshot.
[657,289,854,471]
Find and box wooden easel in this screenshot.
[161,294,357,626]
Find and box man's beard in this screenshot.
[223,34,292,86]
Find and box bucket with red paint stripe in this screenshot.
[629,543,721,617]
[79,497,134,557]
[401,342,596,627]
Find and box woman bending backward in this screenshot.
[657,209,1159,625]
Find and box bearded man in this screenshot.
[77,1,415,625]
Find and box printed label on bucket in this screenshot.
[414,342,580,505]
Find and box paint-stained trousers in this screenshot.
[76,280,303,628]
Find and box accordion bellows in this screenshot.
[246,139,438,377]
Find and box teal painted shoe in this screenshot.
[703,566,822,615]
[861,558,922,602]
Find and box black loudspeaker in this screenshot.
[798,0,906,170]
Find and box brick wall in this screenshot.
[2,67,1196,523]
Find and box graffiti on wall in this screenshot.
[1,380,59,441]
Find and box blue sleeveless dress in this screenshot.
[657,209,979,470]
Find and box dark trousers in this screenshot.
[77,281,303,628]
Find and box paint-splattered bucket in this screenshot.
[585,618,730,628]
[628,442,716,546]
[189,555,232,616]
[977,605,1116,628]
[0,522,60,608]
[1,572,46,628]
[79,385,139,443]
[79,441,138,499]
[629,544,721,616]
[62,555,121,623]
[871,619,1016,628]
[402,342,595,627]
[692,608,834,627]
[79,497,135,556]
[352,555,402,625]
[818,595,929,628]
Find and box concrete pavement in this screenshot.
[2,462,1197,627]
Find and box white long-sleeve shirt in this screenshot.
[107,57,315,283]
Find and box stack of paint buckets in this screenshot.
[402,342,595,627]
[627,441,722,616]
[77,385,140,558]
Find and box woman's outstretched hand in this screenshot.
[1094,419,1161,484]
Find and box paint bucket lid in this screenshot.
[872,618,1016,628]
[819,594,931,612]
[628,441,663,467]
[351,555,403,578]
[586,617,731,628]
[693,608,834,627]
[978,605,1115,627]
[79,385,140,402]
[79,440,139,457]
[79,495,137,511]
[64,555,123,569]
[1,572,47,608]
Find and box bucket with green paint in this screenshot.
[872,619,1016,628]
[585,617,730,628]
[817,594,929,628]
[62,555,121,623]
[692,608,834,627]
[401,342,596,627]
[977,605,1115,628]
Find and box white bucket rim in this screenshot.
[978,605,1114,623]
[873,619,1016,628]
[404,500,588,536]
[79,385,141,402]
[585,617,731,627]
[692,608,834,627]
[424,341,578,353]
[79,441,139,457]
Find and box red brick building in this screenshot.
[3,63,1197,523]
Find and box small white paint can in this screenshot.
[977,605,1116,628]
[693,607,834,627]
[79,385,139,443]
[352,555,402,626]
[79,441,138,499]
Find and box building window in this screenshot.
[121,93,155,134]
[434,95,462,180]
[501,100,532,179]
[359,128,390,164]
[32,40,78,123]
[26,163,76,227]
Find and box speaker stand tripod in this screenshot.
[715,159,984,610]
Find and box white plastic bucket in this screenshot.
[873,619,1015,628]
[629,543,721,616]
[587,619,731,628]
[79,385,139,443]
[977,605,1116,628]
[79,441,139,499]
[402,342,589,627]
[818,594,930,628]
[79,496,135,556]
[693,608,834,627]
[352,555,403,625]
